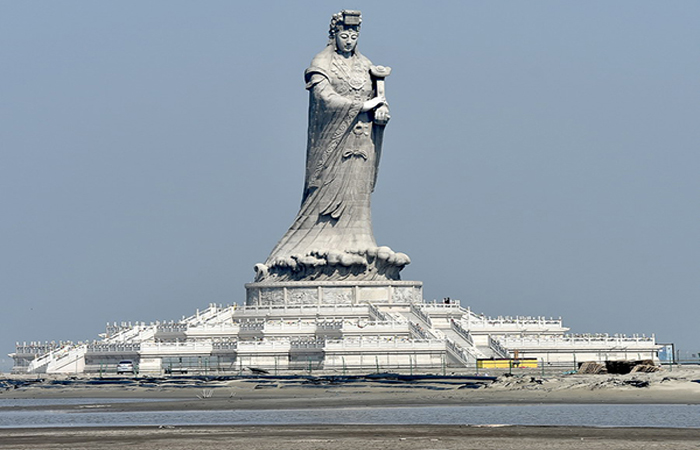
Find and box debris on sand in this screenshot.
[577,362,607,374]
[605,360,658,375]
[630,364,661,373]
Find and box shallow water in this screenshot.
[0,401,699,429]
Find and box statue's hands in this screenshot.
[374,104,390,125]
[361,96,390,124]
[361,96,385,112]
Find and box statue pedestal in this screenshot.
[245,280,423,306]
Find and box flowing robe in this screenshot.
[262,45,393,280]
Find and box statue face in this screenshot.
[335,29,359,54]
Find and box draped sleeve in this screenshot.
[302,47,364,204]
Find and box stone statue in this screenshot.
[254,10,410,283]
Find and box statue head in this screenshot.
[329,10,361,55]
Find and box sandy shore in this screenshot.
[3,367,700,411]
[1,367,700,449]
[2,425,700,450]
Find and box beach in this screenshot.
[3,366,700,409]
[3,425,700,450]
[1,366,700,449]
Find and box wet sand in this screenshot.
[3,367,700,412]
[1,367,700,449]
[2,425,700,450]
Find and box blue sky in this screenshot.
[1,1,699,371]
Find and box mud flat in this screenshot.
[2,367,700,412]
[2,424,700,450]
[1,368,700,449]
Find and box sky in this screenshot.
[1,1,699,371]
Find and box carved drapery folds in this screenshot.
[253,10,410,283]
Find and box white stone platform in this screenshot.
[245,280,423,306]
[10,299,661,375]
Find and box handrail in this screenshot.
[408,321,434,339]
[367,302,389,321]
[488,336,509,358]
[87,342,140,353]
[14,342,64,355]
[499,334,657,346]
[324,337,445,349]
[423,299,462,307]
[240,304,368,314]
[450,319,474,346]
[446,338,475,365]
[238,320,265,331]
[290,339,325,349]
[26,343,75,370]
[28,343,88,372]
[463,311,564,329]
[157,323,188,333]
[410,304,433,327]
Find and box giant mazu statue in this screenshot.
[247,10,422,306]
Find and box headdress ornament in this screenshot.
[329,10,362,39]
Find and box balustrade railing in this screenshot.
[324,337,444,349]
[103,323,157,344]
[182,303,229,326]
[140,341,214,353]
[291,339,325,349]
[212,340,238,350]
[424,299,461,306]
[499,333,657,348]
[14,341,65,355]
[367,303,389,321]
[263,321,317,332]
[187,323,241,333]
[450,319,474,346]
[157,322,188,333]
[237,320,265,331]
[488,336,509,358]
[409,321,433,339]
[87,342,140,353]
[343,320,408,332]
[410,304,433,327]
[236,340,291,351]
[463,312,564,329]
[240,304,368,315]
[27,343,88,371]
[316,320,344,330]
[446,338,474,365]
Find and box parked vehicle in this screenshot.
[116,360,135,374]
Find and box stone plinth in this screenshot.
[244,280,423,306]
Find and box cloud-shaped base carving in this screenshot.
[254,246,410,282]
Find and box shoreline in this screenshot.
[4,388,700,414]
[2,368,700,412]
[2,369,700,448]
[2,424,700,450]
